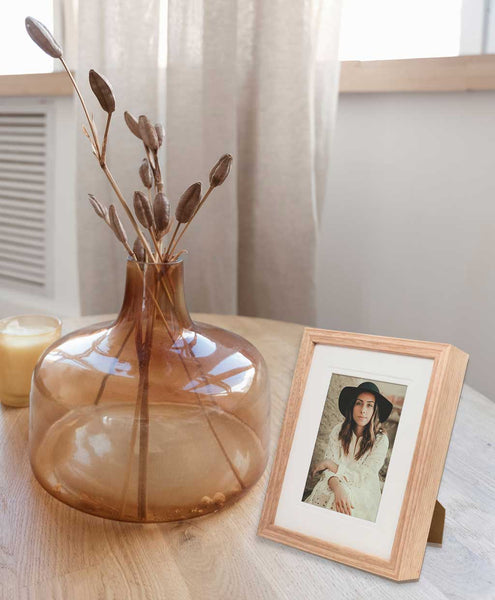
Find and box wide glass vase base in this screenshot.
[29,258,270,523]
[32,402,264,521]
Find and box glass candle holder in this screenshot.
[0,315,61,408]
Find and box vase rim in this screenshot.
[127,255,185,267]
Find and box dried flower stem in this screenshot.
[150,234,163,262]
[164,222,181,259]
[170,249,188,261]
[118,368,141,515]
[101,113,112,166]
[102,165,155,259]
[168,185,214,257]
[60,57,100,156]
[136,293,155,520]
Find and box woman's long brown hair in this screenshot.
[338,396,383,460]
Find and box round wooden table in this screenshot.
[0,314,493,599]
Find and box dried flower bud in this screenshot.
[176,183,202,224]
[25,17,62,58]
[89,70,115,114]
[209,154,233,187]
[124,111,141,139]
[108,205,128,245]
[88,194,108,221]
[153,193,170,237]
[155,123,165,147]
[133,191,154,229]
[138,115,159,151]
[139,159,153,189]
[133,237,146,262]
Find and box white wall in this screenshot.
[317,91,495,398]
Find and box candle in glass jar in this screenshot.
[0,315,61,408]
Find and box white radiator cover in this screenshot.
[0,97,80,318]
[0,106,52,291]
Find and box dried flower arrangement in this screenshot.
[25,16,232,265]
[25,17,269,524]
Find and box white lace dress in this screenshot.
[304,423,389,522]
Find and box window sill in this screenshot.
[2,55,495,97]
[339,54,495,93]
[0,71,72,97]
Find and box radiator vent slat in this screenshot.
[0,240,44,258]
[0,204,45,218]
[0,187,46,201]
[0,110,48,290]
[0,172,45,183]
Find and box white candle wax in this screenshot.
[0,315,61,408]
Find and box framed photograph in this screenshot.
[258,328,468,581]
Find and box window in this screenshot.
[0,1,55,75]
[339,0,464,61]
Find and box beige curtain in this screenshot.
[76,0,161,315]
[76,0,342,324]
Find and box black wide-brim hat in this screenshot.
[338,381,393,423]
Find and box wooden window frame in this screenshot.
[339,54,495,93]
[2,55,495,97]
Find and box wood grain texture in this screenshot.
[4,55,495,100]
[340,54,495,93]
[428,501,445,546]
[0,315,493,599]
[0,72,73,97]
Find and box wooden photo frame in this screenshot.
[258,328,468,581]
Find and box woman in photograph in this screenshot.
[304,381,393,522]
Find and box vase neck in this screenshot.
[117,259,192,330]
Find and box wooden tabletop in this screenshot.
[0,314,493,599]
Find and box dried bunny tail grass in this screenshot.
[175,182,202,224]
[25,17,62,58]
[153,193,170,238]
[133,237,146,263]
[209,154,233,187]
[89,70,115,114]
[133,191,154,230]
[139,159,153,189]
[88,194,108,222]
[138,115,159,151]
[124,111,141,139]
[155,124,165,147]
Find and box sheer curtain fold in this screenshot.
[76,0,341,323]
[76,0,161,314]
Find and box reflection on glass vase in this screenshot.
[29,258,270,522]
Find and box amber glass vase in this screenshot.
[29,258,270,522]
